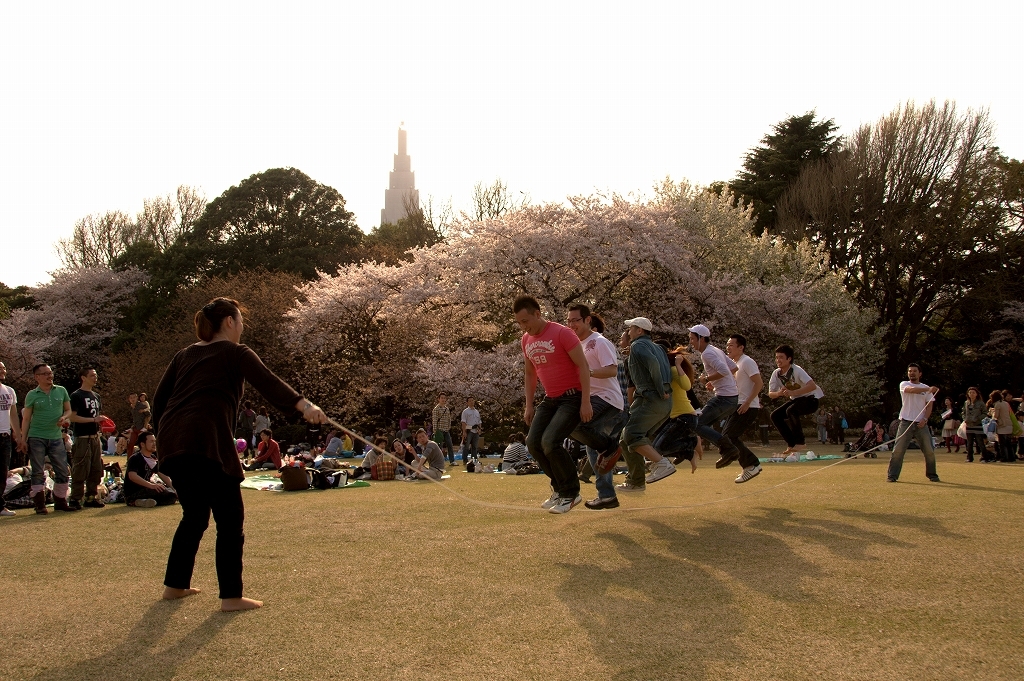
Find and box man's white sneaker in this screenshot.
[645,458,677,484]
[734,464,762,483]
[548,495,583,514]
[0,508,15,517]
[540,490,560,509]
[615,481,646,492]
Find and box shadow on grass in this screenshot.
[835,508,968,538]
[896,480,1024,497]
[28,599,234,681]
[746,507,916,560]
[555,508,917,680]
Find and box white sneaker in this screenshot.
[734,464,762,483]
[548,495,583,514]
[133,498,157,508]
[0,508,15,517]
[645,458,677,484]
[616,481,646,492]
[540,490,560,509]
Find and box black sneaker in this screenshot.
[66,499,83,511]
[584,496,620,510]
[84,498,106,509]
[887,478,898,483]
[928,476,940,482]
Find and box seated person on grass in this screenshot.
[352,437,388,480]
[391,438,416,477]
[124,431,177,507]
[324,432,344,456]
[502,432,535,474]
[244,429,282,471]
[406,429,446,480]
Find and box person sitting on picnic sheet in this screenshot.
[502,431,534,474]
[244,429,281,471]
[351,437,388,480]
[124,431,177,507]
[324,432,343,456]
[406,429,446,480]
[391,438,416,477]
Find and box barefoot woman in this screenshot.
[152,298,326,611]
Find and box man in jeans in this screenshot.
[886,363,940,483]
[460,397,482,462]
[0,361,25,517]
[621,317,675,484]
[564,304,626,510]
[516,295,593,514]
[688,324,741,465]
[19,364,77,514]
[432,393,456,465]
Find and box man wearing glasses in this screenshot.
[20,364,77,514]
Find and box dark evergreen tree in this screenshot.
[732,112,841,233]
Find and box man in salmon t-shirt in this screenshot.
[515,295,593,515]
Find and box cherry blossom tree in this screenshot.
[0,267,148,384]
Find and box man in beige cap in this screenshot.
[618,317,676,484]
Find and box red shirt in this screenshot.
[521,321,582,398]
[255,438,282,469]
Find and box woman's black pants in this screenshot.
[162,455,245,599]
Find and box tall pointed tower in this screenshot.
[381,126,419,225]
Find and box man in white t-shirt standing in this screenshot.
[688,324,742,464]
[723,334,763,483]
[767,344,825,459]
[565,304,626,510]
[460,398,482,462]
[886,363,940,483]
[0,361,25,517]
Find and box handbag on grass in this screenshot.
[371,458,396,480]
[280,465,311,491]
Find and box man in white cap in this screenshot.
[688,324,742,466]
[620,317,676,484]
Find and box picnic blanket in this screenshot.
[240,474,371,491]
[758,454,844,463]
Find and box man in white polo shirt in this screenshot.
[886,363,940,483]
[688,324,741,464]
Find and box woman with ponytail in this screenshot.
[152,297,327,611]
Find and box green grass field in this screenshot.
[2,444,1022,680]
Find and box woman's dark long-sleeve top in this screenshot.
[152,341,302,480]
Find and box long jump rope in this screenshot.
[321,400,934,515]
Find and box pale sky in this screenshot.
[3,1,1021,288]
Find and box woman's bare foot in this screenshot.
[779,446,796,457]
[221,597,263,612]
[690,458,698,474]
[162,587,201,600]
